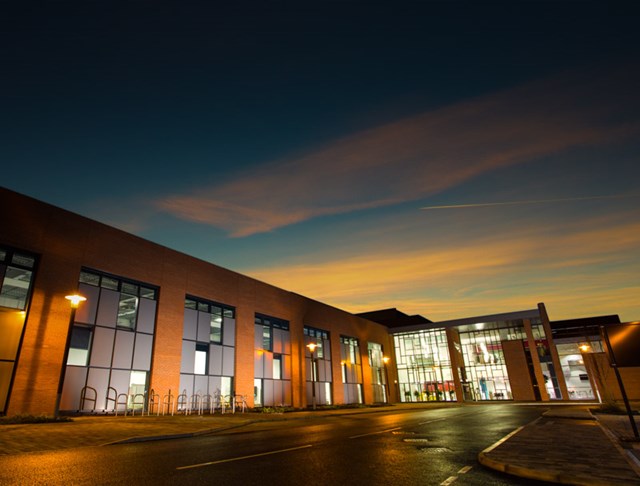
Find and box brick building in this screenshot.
[1,187,637,416]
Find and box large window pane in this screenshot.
[67,326,92,366]
[101,276,119,290]
[210,314,222,343]
[0,309,25,360]
[194,344,208,375]
[0,361,14,411]
[262,326,272,351]
[0,266,32,310]
[11,254,34,268]
[254,378,262,407]
[273,355,282,380]
[117,293,138,329]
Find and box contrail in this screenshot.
[420,194,639,210]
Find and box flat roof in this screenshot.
[389,308,541,333]
[357,308,432,328]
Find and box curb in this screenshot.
[477,417,612,486]
[100,405,430,446]
[104,420,258,446]
[477,450,612,486]
[595,417,640,478]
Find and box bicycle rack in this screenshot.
[130,393,146,416]
[162,390,174,416]
[176,389,188,414]
[220,395,232,414]
[79,386,97,413]
[213,390,227,414]
[233,395,247,413]
[197,392,204,415]
[106,387,118,413]
[187,392,201,415]
[201,394,213,414]
[147,389,160,416]
[115,393,129,416]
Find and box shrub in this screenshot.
[592,401,635,415]
[0,414,73,425]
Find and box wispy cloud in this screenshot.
[243,214,640,321]
[421,194,640,210]
[155,65,640,236]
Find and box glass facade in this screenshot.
[254,314,291,407]
[0,247,36,414]
[394,329,454,402]
[304,326,332,406]
[526,321,562,400]
[181,296,236,411]
[61,269,158,413]
[340,336,363,404]
[458,326,513,401]
[368,342,388,403]
[556,340,601,400]
[392,316,568,403]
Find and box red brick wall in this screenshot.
[502,340,536,401]
[584,352,640,402]
[1,188,395,414]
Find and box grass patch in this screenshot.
[259,406,295,414]
[0,414,73,425]
[591,402,638,415]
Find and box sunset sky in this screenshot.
[3,2,639,322]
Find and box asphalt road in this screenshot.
[0,404,550,485]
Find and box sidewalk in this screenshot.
[479,405,640,485]
[0,404,423,454]
[0,412,264,455]
[1,403,639,485]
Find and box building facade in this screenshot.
[361,308,640,404]
[1,187,638,416]
[0,188,395,415]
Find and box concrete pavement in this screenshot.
[479,405,640,485]
[1,403,639,485]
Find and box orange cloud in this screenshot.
[156,66,640,236]
[243,215,640,321]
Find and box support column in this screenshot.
[446,328,465,402]
[538,302,569,400]
[523,318,549,401]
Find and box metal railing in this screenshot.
[70,386,250,416]
[161,390,174,416]
[147,389,160,416]
[79,386,97,412]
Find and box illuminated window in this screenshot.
[67,326,92,366]
[194,343,208,375]
[255,314,289,351]
[210,312,222,343]
[254,314,292,407]
[273,354,282,380]
[185,297,234,344]
[117,293,138,329]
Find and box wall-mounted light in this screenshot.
[56,293,86,417]
[306,343,317,410]
[65,294,87,309]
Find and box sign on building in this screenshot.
[601,322,640,367]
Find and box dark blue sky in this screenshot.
[2,1,640,321]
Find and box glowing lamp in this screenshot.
[65,294,86,308]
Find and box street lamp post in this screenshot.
[382,356,391,403]
[307,342,317,410]
[54,294,86,418]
